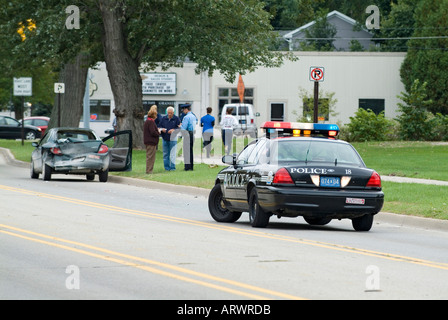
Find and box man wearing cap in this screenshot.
[180,105,196,171]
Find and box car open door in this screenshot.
[102,130,132,172]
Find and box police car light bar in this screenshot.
[261,121,339,138]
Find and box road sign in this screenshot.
[237,74,245,103]
[13,77,32,96]
[54,83,65,94]
[310,67,324,82]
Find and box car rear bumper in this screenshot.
[257,186,384,219]
[51,155,109,173]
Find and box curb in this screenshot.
[1,147,447,232]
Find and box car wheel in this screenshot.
[25,130,37,140]
[30,160,39,179]
[42,163,52,181]
[248,188,270,228]
[208,184,242,223]
[304,217,332,226]
[98,169,108,182]
[86,174,95,181]
[352,214,374,231]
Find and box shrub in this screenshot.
[345,108,394,142]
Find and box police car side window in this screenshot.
[247,140,267,164]
[236,142,256,165]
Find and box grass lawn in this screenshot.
[1,139,447,219]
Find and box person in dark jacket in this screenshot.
[143,107,160,174]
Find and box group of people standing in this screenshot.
[143,104,229,174]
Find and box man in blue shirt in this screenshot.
[180,105,197,171]
[200,107,215,158]
[159,106,181,171]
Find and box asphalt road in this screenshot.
[1,151,448,300]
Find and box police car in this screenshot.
[208,122,384,231]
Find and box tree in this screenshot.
[302,9,337,51]
[400,0,448,115]
[396,79,433,140]
[1,0,289,148]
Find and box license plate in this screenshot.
[346,198,365,205]
[240,120,246,124]
[320,176,340,187]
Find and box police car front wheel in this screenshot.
[248,189,270,228]
[208,184,242,223]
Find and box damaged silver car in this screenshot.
[30,127,132,182]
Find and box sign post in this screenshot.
[13,77,32,145]
[54,83,65,127]
[309,67,324,123]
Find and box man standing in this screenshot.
[159,106,180,171]
[200,107,215,158]
[180,105,196,171]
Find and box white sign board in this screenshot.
[13,77,32,96]
[309,67,325,82]
[141,73,176,95]
[54,83,65,94]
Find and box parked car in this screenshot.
[30,127,132,182]
[21,116,50,136]
[220,103,257,137]
[208,122,384,231]
[0,115,42,140]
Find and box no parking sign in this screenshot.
[310,67,324,82]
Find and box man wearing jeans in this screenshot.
[159,106,180,171]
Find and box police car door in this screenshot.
[224,141,256,200]
[234,139,267,201]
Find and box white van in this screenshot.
[220,103,257,137]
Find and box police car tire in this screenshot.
[351,214,374,231]
[208,184,242,223]
[248,189,270,228]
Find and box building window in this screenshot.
[359,99,385,115]
[143,100,176,116]
[218,87,254,119]
[270,103,284,121]
[302,98,329,122]
[90,100,111,121]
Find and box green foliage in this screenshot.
[400,0,448,115]
[345,108,395,142]
[396,79,433,140]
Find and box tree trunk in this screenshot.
[98,0,145,149]
[48,53,89,129]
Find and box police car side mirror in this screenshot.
[222,154,238,166]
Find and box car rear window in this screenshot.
[57,131,97,141]
[271,140,364,166]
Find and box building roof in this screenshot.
[282,10,375,51]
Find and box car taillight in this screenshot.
[366,172,381,188]
[273,168,294,184]
[98,144,109,154]
[50,147,62,155]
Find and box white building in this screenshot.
[83,51,406,137]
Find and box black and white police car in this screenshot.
[208,122,384,231]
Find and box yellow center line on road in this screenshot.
[0,224,305,300]
[1,184,448,272]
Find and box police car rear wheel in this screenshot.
[208,184,242,223]
[249,189,270,228]
[351,214,374,231]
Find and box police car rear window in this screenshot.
[271,140,363,166]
